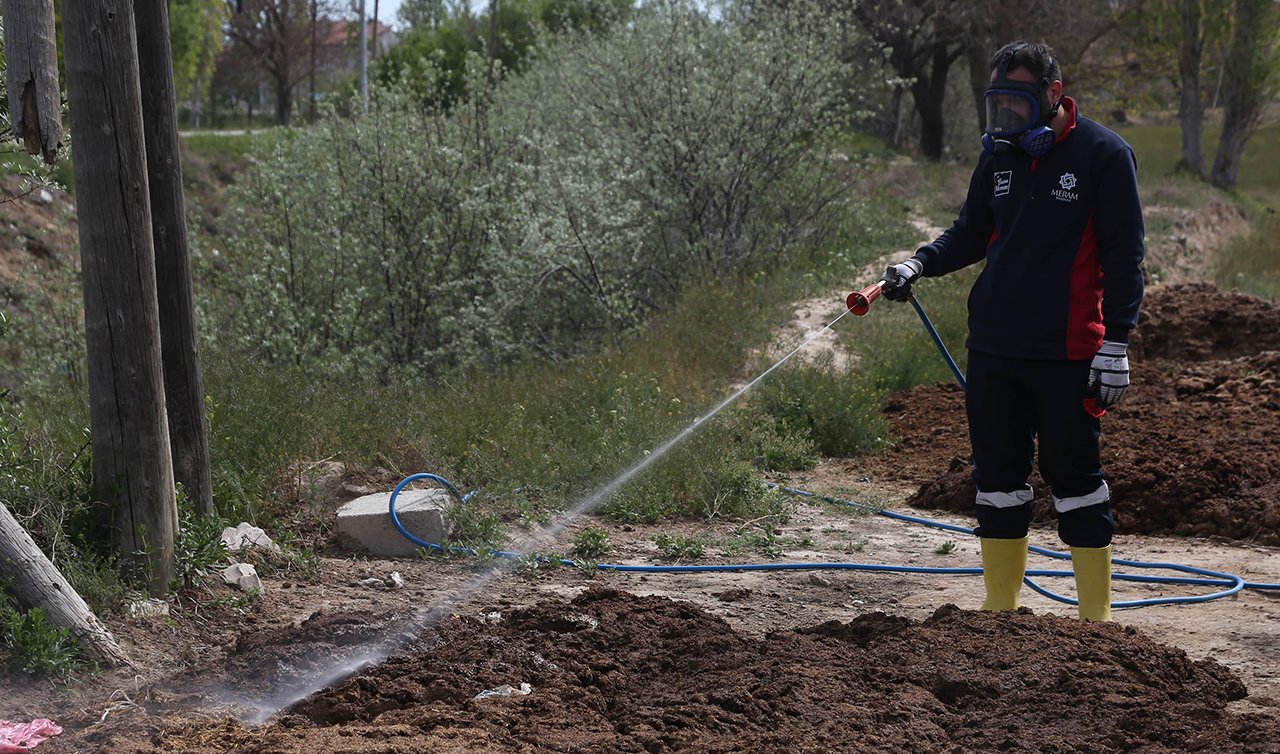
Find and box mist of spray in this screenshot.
[222,307,852,723]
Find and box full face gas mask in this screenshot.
[981,47,1059,157]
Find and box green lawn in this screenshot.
[1118,120,1280,196]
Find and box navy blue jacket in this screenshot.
[914,98,1145,361]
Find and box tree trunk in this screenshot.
[2,0,62,163]
[135,0,215,519]
[276,73,293,125]
[913,46,955,160]
[191,70,204,130]
[309,0,318,121]
[888,85,905,150]
[1178,0,1205,178]
[62,0,179,596]
[1210,0,1269,189]
[487,0,499,85]
[359,0,369,111]
[0,504,132,667]
[966,43,990,137]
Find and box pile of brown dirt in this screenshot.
[42,589,1280,753]
[872,283,1280,545]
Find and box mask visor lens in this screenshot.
[984,89,1040,136]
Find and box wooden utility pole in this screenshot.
[62,0,179,595]
[135,0,215,519]
[2,0,62,163]
[1,0,129,668]
[0,505,131,667]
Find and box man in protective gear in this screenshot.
[877,41,1145,621]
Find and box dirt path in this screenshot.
[755,218,944,373]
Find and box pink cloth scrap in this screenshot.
[0,719,63,752]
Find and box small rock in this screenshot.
[474,682,533,700]
[127,598,170,619]
[357,572,405,590]
[221,523,281,554]
[716,588,752,602]
[222,563,263,593]
[37,189,54,204]
[808,573,833,587]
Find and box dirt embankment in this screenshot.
[873,283,1280,545]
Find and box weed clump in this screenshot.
[0,603,82,679]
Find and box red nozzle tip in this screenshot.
[846,283,883,316]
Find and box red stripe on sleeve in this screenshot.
[1066,216,1104,359]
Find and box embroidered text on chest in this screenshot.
[994,171,1012,197]
[1052,172,1079,202]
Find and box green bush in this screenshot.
[172,495,230,590]
[652,532,705,559]
[570,527,611,558]
[1,604,82,678]
[748,415,819,472]
[748,359,889,458]
[219,0,870,379]
[602,428,772,523]
[217,80,523,380]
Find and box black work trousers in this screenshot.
[965,349,1115,548]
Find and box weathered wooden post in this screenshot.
[136,0,216,518]
[62,0,180,594]
[2,0,63,163]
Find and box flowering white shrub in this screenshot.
[222,0,874,376]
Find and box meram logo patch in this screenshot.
[994,171,1011,197]
[1052,172,1079,202]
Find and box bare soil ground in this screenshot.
[3,200,1279,751]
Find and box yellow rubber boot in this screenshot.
[1071,545,1113,622]
[980,536,1028,611]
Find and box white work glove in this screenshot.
[1088,340,1130,408]
[880,258,923,302]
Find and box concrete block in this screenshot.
[336,489,453,557]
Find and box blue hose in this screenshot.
[909,295,966,390]
[389,474,1280,610]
